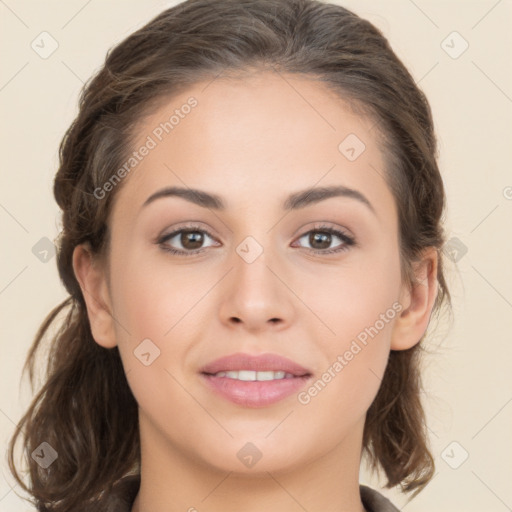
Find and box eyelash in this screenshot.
[157,223,356,257]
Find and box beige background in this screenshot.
[1,0,511,510]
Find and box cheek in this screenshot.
[297,246,401,407]
[109,249,215,399]
[298,248,401,344]
[110,247,203,341]
[296,280,399,435]
[109,253,200,420]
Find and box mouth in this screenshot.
[200,352,312,376]
[203,370,305,381]
[199,352,312,407]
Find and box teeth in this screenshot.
[212,370,296,381]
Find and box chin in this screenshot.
[196,436,306,475]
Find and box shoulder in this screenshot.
[88,474,140,512]
[109,475,140,511]
[360,484,401,512]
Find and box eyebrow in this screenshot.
[141,185,376,215]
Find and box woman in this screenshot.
[8,0,451,511]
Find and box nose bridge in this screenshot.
[218,229,295,330]
[234,232,281,303]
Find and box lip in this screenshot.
[199,352,312,408]
[200,352,311,376]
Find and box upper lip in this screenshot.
[200,353,311,377]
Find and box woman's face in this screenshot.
[85,71,415,474]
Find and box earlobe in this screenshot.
[391,247,439,351]
[72,243,117,348]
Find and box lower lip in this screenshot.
[200,374,311,408]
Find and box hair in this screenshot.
[8,0,452,510]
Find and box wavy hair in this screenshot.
[8,0,451,509]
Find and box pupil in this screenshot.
[182,231,203,249]
[310,232,331,249]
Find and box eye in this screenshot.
[157,225,219,256]
[157,223,356,257]
[292,224,355,254]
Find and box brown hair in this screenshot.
[8,0,451,509]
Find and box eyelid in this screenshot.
[292,221,354,240]
[156,221,216,240]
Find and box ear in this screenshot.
[72,243,117,348]
[391,247,439,351]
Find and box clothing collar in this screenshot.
[106,474,400,512]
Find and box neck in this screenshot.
[131,411,368,512]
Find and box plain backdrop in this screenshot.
[1,1,511,511]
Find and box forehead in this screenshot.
[113,71,395,221]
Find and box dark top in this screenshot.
[95,474,400,512]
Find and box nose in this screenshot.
[218,242,296,333]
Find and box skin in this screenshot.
[73,70,438,512]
